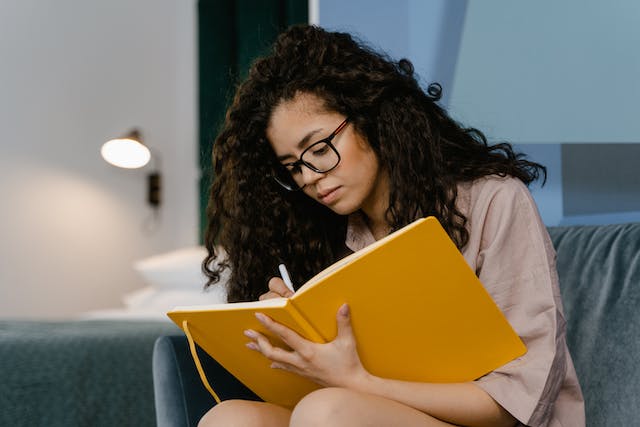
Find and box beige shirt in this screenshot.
[345,176,585,427]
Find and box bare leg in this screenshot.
[197,399,291,427]
[290,388,458,427]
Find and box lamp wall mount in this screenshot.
[101,128,162,210]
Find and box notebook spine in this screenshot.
[287,300,326,343]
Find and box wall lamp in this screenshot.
[101,128,161,209]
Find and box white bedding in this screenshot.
[80,245,229,321]
[79,285,228,321]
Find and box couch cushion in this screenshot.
[547,223,640,426]
[0,320,179,427]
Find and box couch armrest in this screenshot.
[152,335,260,427]
[548,222,640,426]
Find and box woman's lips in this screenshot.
[318,186,341,204]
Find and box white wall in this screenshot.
[449,0,640,143]
[448,0,640,225]
[317,0,467,106]
[0,0,198,318]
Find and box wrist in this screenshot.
[346,368,378,393]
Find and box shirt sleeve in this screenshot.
[464,178,569,427]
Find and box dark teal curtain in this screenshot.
[198,0,308,240]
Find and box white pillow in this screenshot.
[122,285,228,312]
[133,246,211,291]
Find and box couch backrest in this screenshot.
[547,223,640,426]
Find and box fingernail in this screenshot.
[246,342,258,351]
[255,313,267,323]
[244,329,257,338]
[339,303,349,317]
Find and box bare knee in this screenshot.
[197,400,249,427]
[198,399,290,427]
[290,387,361,427]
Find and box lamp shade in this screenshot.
[101,129,151,169]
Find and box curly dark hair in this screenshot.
[203,25,546,302]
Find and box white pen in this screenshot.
[278,263,296,294]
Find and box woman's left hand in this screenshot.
[244,303,371,389]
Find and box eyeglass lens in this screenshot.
[274,118,348,191]
[276,141,339,190]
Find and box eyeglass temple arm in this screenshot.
[332,118,349,136]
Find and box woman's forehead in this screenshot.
[272,92,327,118]
[268,94,335,134]
[266,94,342,156]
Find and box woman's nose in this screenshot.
[300,165,325,185]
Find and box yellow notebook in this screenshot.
[167,216,526,408]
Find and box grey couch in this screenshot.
[0,319,180,427]
[153,222,640,427]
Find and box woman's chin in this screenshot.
[323,200,358,216]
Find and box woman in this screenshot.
[200,25,584,427]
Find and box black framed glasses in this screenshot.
[273,118,349,191]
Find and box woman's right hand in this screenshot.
[258,277,294,300]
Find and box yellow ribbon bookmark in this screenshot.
[183,320,221,404]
